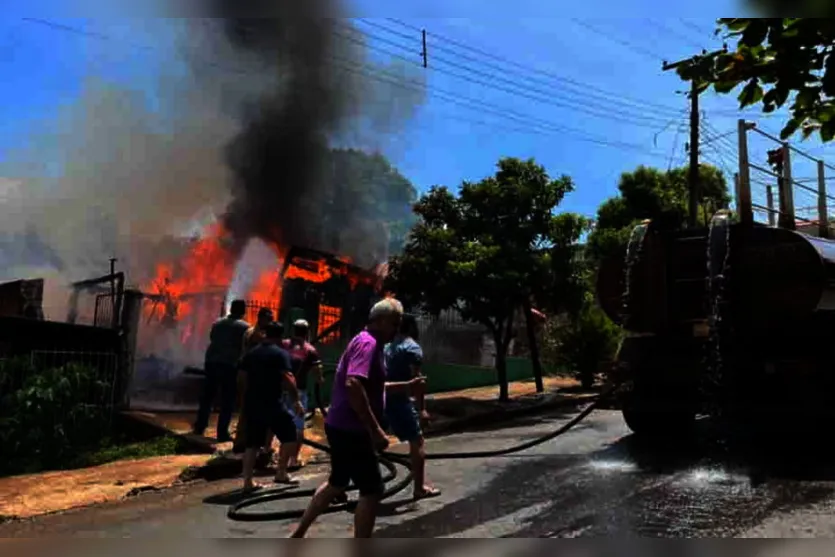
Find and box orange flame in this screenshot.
[140,223,385,360]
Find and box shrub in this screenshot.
[544,297,623,389]
[0,358,112,475]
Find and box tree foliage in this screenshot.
[313,149,418,262]
[385,157,589,401]
[671,18,835,141]
[587,164,731,261]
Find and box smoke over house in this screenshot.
[0,11,423,318]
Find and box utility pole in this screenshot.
[421,29,428,68]
[663,58,701,228]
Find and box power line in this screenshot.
[643,18,707,51]
[678,18,718,41]
[382,17,685,118]
[19,17,672,161]
[336,24,681,130]
[569,18,664,62]
[354,20,680,124]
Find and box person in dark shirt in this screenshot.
[281,319,323,471]
[240,321,305,493]
[193,299,250,442]
[233,307,275,454]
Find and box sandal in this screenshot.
[274,476,300,486]
[414,487,442,501]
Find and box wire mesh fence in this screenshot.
[29,350,120,413]
[414,309,495,367]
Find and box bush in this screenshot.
[544,299,623,389]
[0,358,113,475]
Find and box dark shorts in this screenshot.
[325,425,384,497]
[385,401,422,443]
[244,409,298,448]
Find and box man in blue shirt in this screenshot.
[193,300,250,442]
[384,314,440,501]
[240,321,305,492]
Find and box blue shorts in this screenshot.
[385,401,422,443]
[282,391,308,431]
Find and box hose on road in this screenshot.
[226,381,622,522]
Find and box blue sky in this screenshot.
[2,7,833,225]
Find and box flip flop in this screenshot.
[414,487,442,501]
[274,476,300,486]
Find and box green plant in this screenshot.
[0,358,113,475]
[544,297,623,389]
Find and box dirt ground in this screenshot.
[0,376,579,520]
[0,455,210,520]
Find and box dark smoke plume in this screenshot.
[199,5,375,261]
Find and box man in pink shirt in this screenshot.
[290,298,426,538]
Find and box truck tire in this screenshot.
[621,389,696,438]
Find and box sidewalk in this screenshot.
[0,375,593,521]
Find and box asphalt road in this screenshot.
[6,407,835,539]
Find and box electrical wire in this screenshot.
[569,18,665,63]
[368,19,687,120]
[19,17,673,161]
[336,22,681,130]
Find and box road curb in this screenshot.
[423,393,600,438]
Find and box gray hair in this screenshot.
[369,297,404,321]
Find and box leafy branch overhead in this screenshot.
[670,18,835,141]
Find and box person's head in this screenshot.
[264,321,285,343]
[292,319,310,341]
[399,313,420,342]
[257,307,274,328]
[368,297,404,343]
[229,299,247,319]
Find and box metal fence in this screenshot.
[30,350,120,413]
[414,309,494,367]
[735,120,835,236]
[244,300,281,325]
[317,304,343,345]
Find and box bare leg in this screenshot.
[410,438,426,496]
[275,442,298,482]
[353,494,381,538]
[290,482,344,537]
[411,436,440,500]
[242,448,259,491]
[289,428,305,468]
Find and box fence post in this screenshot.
[780,142,796,230]
[819,159,829,238]
[737,120,754,226]
[766,186,776,227]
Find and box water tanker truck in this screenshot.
[597,210,835,439]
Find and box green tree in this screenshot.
[385,157,588,401]
[670,19,835,141]
[587,164,731,262]
[314,149,418,262]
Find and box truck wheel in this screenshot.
[621,390,696,438]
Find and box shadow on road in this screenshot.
[375,417,835,538]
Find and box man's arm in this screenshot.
[307,348,325,384]
[279,353,301,402]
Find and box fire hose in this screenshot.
[226,379,623,522]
